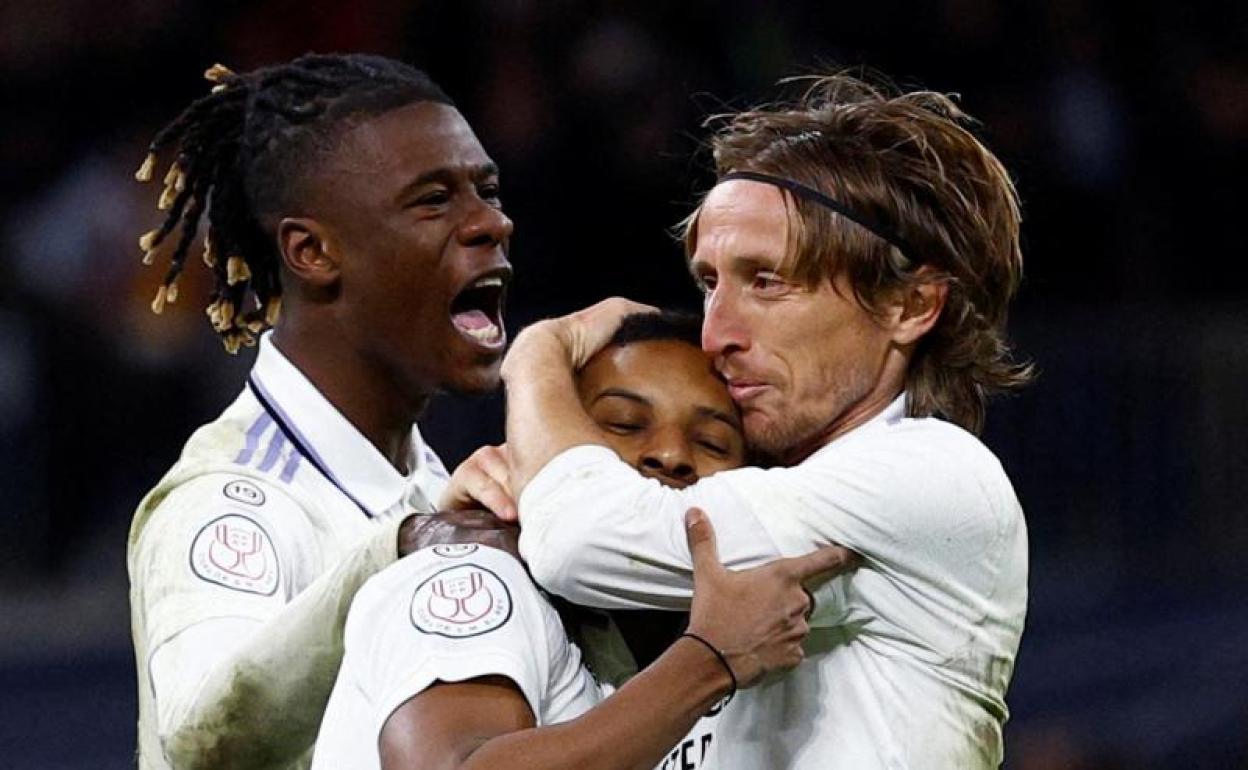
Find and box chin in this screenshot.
[442,358,504,397]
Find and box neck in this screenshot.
[271,326,428,472]
[781,366,908,465]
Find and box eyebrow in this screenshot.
[590,388,651,408]
[695,405,743,433]
[396,161,500,202]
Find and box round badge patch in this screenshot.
[190,514,280,595]
[432,544,479,558]
[223,479,266,507]
[410,564,512,638]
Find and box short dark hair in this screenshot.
[607,310,703,350]
[135,53,453,352]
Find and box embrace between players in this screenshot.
[127,53,1030,770]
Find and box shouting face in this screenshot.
[303,101,513,402]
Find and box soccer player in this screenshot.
[491,74,1032,768]
[127,54,516,769]
[313,311,853,770]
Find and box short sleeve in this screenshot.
[342,545,564,736]
[132,472,321,652]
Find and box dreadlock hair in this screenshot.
[135,53,454,353]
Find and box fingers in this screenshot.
[685,508,722,580]
[439,446,518,521]
[782,544,859,582]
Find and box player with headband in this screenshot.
[458,72,1032,768]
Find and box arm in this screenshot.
[133,475,409,770]
[501,299,654,495]
[501,302,856,617]
[376,512,841,770]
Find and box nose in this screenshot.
[459,200,514,249]
[638,428,697,487]
[701,285,749,360]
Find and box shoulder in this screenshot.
[351,544,549,645]
[808,415,1017,510]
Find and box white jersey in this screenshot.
[519,395,1028,769]
[128,334,449,770]
[313,544,598,770]
[313,545,722,770]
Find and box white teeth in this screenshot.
[470,276,504,289]
[464,323,501,343]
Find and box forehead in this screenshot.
[324,101,492,185]
[692,180,790,266]
[581,340,730,403]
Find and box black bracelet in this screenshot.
[681,632,737,706]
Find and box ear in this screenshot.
[277,217,340,289]
[888,267,949,346]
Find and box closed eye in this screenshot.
[696,439,728,456]
[603,423,642,435]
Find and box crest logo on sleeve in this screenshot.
[222,479,266,507]
[432,544,479,558]
[189,514,279,595]
[410,564,512,638]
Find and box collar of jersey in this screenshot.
[811,391,908,457]
[248,332,435,517]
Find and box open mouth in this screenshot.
[450,270,509,350]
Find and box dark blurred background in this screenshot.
[1,1,1245,768]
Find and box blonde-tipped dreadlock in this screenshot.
[134,53,453,352]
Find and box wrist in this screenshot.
[500,320,573,382]
[673,635,736,710]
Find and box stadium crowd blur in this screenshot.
[1,1,1245,767]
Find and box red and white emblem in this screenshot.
[190,514,279,595]
[410,564,512,638]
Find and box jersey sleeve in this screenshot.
[517,432,1019,634]
[341,545,568,737]
[516,446,789,612]
[130,472,405,767]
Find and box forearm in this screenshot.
[518,455,780,610]
[162,518,401,769]
[461,637,728,770]
[501,322,607,493]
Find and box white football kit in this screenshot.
[519,395,1028,769]
[128,334,449,770]
[313,545,721,770]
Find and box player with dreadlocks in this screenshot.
[127,53,845,770]
[126,53,517,769]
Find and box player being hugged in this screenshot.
[314,311,857,770]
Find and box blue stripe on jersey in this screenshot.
[234,413,274,465]
[279,451,302,483]
[257,429,287,473]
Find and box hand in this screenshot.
[397,510,520,560]
[504,299,657,380]
[555,297,656,369]
[684,507,857,688]
[439,444,517,521]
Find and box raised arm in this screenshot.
[377,512,847,770]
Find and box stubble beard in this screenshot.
[744,366,874,466]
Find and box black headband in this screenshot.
[719,170,917,262]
